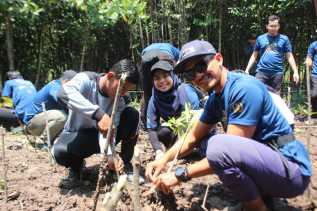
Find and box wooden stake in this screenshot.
[93,73,127,211]
[201,184,210,211]
[132,146,141,211]
[101,175,128,211]
[41,103,55,165]
[1,127,8,204]
[305,65,312,199]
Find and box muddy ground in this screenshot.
[0,122,317,211]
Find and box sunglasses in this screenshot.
[182,54,214,81]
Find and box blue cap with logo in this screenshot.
[174,40,216,73]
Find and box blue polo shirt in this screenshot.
[200,72,311,176]
[255,33,292,74]
[2,78,36,121]
[142,43,180,61]
[307,41,317,75]
[23,79,64,124]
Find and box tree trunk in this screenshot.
[35,28,43,87]
[218,0,223,53]
[5,13,14,71]
[80,44,86,72]
[138,19,145,49]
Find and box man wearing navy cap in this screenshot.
[146,40,311,211]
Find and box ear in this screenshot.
[105,71,115,79]
[214,53,223,64]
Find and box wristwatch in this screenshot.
[175,166,191,182]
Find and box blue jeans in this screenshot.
[206,134,310,202]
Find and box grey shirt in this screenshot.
[58,72,126,132]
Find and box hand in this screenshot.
[293,72,299,84]
[155,150,164,160]
[153,172,180,194]
[145,159,167,183]
[107,155,124,172]
[97,114,111,135]
[245,69,250,75]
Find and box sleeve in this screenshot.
[2,81,12,97]
[57,73,105,121]
[254,37,261,51]
[307,42,316,58]
[284,36,292,53]
[178,84,200,109]
[227,82,264,126]
[146,97,159,129]
[199,94,222,124]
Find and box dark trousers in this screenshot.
[52,107,139,171]
[157,126,177,149]
[255,71,283,94]
[0,108,19,130]
[311,75,317,118]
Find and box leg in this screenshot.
[270,72,283,94]
[157,126,177,149]
[255,71,270,86]
[0,108,19,130]
[52,128,99,171]
[206,134,309,203]
[310,75,317,118]
[26,110,67,144]
[116,107,139,165]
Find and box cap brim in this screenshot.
[174,53,211,74]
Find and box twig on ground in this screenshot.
[101,175,128,211]
[1,127,8,204]
[201,184,210,211]
[132,146,141,211]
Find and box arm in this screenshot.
[146,97,164,152]
[286,52,299,84]
[57,73,106,121]
[2,81,12,98]
[245,51,259,74]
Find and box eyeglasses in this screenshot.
[182,61,207,81]
[182,54,215,81]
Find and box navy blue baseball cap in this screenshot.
[151,60,173,73]
[174,40,217,73]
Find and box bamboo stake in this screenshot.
[201,184,210,211]
[93,73,127,211]
[305,65,312,199]
[1,127,8,205]
[132,146,141,211]
[101,175,128,211]
[42,103,55,165]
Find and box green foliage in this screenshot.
[164,103,197,138]
[0,179,4,190]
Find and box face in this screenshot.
[102,72,136,98]
[266,20,280,36]
[152,69,173,92]
[183,54,223,92]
